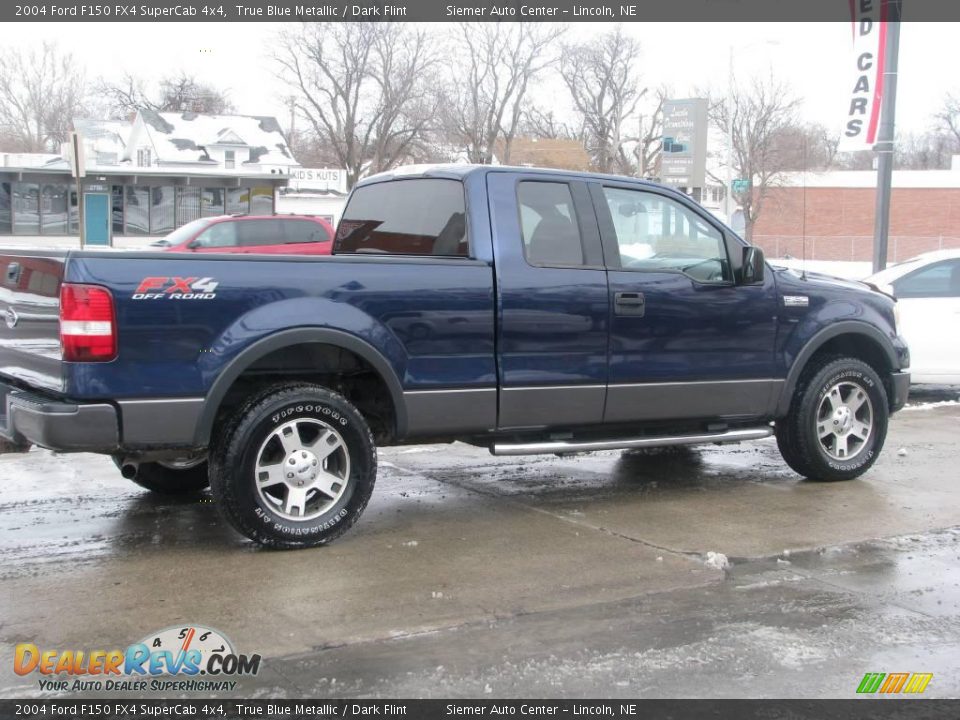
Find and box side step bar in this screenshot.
[490,427,773,456]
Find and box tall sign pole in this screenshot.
[69,131,86,246]
[872,0,902,273]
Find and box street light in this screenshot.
[725,39,780,222]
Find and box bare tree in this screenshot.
[777,123,841,172]
[559,27,646,174]
[895,129,955,169]
[0,42,87,153]
[708,74,801,241]
[157,72,235,114]
[95,72,151,118]
[97,71,234,118]
[936,92,960,151]
[276,22,439,187]
[630,87,667,178]
[521,107,585,143]
[443,23,564,165]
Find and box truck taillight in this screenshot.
[59,284,117,362]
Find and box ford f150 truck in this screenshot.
[0,165,910,548]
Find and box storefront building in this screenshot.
[0,110,299,238]
[0,168,286,237]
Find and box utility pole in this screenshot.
[725,46,734,222]
[287,96,296,139]
[638,113,644,177]
[69,131,86,246]
[872,0,903,273]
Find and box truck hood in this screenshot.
[771,264,883,297]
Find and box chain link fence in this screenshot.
[751,235,960,263]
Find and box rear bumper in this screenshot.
[0,381,118,452]
[889,371,910,413]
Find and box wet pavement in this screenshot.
[1,389,959,699]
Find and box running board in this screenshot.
[490,427,773,456]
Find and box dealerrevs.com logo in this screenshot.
[132,276,219,300]
[14,625,261,693]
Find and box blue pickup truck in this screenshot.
[1,165,910,547]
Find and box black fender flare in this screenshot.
[775,321,898,416]
[193,328,407,446]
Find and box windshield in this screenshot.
[868,256,925,283]
[161,217,218,245]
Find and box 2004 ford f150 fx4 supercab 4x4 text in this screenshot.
[0,165,910,547]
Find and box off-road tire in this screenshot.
[209,383,377,548]
[127,461,210,495]
[776,356,888,481]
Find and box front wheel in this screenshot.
[776,357,889,481]
[209,383,377,548]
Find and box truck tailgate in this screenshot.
[0,251,66,393]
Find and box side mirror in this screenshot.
[741,246,765,285]
[186,239,201,250]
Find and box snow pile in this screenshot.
[704,551,730,571]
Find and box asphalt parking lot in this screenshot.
[2,390,959,699]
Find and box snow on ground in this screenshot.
[0,235,156,251]
[903,399,960,411]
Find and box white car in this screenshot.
[866,249,960,384]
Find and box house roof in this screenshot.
[73,118,130,158]
[0,152,67,170]
[138,109,294,166]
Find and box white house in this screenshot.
[124,109,299,174]
[72,118,130,167]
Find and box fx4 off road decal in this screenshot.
[133,276,219,300]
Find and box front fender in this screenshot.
[776,319,902,416]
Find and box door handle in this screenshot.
[5,262,21,285]
[615,291,645,316]
[615,292,645,305]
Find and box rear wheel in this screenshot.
[209,383,376,548]
[776,357,888,481]
[126,458,210,495]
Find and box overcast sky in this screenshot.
[11,21,959,138]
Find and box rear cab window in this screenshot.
[335,179,468,257]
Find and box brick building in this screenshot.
[496,137,593,172]
[750,165,960,263]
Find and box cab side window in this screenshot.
[517,181,585,267]
[602,186,730,282]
